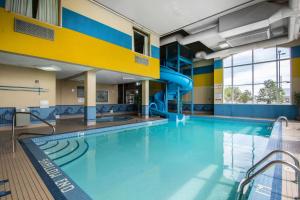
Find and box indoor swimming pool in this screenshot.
[23,117,278,200]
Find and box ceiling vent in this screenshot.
[14,18,54,41]
[226,28,270,47]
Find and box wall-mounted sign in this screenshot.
[135,55,149,66]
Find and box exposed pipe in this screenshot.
[194,0,300,60]
[161,1,300,60]
[160,34,183,46]
[194,37,289,60]
[180,26,219,45]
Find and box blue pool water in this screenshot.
[36,117,272,200]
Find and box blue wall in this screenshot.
[56,104,137,116]
[0,0,5,8]
[0,107,56,127]
[0,104,137,127]
[215,104,298,119]
[62,8,132,50]
[151,45,160,59]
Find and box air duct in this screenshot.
[194,37,289,60]
[194,0,300,60]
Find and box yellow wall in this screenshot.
[184,60,214,104]
[0,8,159,79]
[292,58,300,95]
[56,80,118,105]
[0,65,56,107]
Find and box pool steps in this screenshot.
[0,179,11,198]
[38,139,89,167]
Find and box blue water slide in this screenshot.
[150,67,193,120]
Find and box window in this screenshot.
[223,47,291,104]
[96,90,109,103]
[133,29,149,56]
[5,0,60,25]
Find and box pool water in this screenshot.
[36,117,272,200]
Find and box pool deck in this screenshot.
[0,116,299,200]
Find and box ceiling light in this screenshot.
[219,42,230,49]
[122,77,135,80]
[37,65,61,71]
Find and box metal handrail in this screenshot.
[237,160,300,200]
[246,149,299,181]
[275,116,288,127]
[12,111,55,152]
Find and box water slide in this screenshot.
[150,67,193,120]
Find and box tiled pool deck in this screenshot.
[0,116,299,200]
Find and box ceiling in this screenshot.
[0,52,149,84]
[95,0,259,35]
[72,70,148,84]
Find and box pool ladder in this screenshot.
[236,116,300,199]
[274,116,288,127]
[12,111,56,153]
[236,149,300,200]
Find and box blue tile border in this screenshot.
[0,107,56,127]
[20,138,92,200]
[56,104,137,116]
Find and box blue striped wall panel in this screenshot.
[291,45,300,58]
[0,107,56,127]
[56,104,137,116]
[151,45,160,59]
[214,104,298,119]
[184,65,214,75]
[62,8,132,50]
[0,0,5,8]
[214,59,223,69]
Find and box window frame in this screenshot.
[222,47,292,105]
[133,28,150,56]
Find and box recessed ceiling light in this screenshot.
[219,42,230,49]
[122,77,135,80]
[37,65,61,71]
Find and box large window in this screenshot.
[223,47,291,104]
[133,29,149,56]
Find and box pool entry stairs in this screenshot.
[150,42,194,121]
[36,138,89,167]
